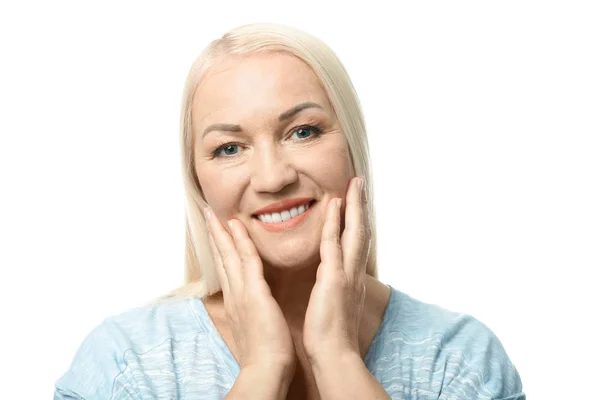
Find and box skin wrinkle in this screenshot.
[201,102,326,139]
[192,54,355,308]
[190,52,389,399]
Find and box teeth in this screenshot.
[257,202,311,224]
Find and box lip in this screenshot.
[252,197,314,215]
[253,200,316,232]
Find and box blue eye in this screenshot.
[291,125,322,140]
[211,124,323,159]
[213,143,240,158]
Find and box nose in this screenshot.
[249,144,298,193]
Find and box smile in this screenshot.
[252,200,316,232]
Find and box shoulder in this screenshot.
[368,287,525,399]
[54,297,212,400]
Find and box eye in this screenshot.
[290,124,323,141]
[212,142,241,158]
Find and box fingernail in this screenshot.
[336,198,342,208]
[204,207,211,219]
[357,177,364,196]
[227,220,233,229]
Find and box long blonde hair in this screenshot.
[163,23,378,300]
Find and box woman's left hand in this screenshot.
[303,176,372,364]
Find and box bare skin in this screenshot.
[203,275,390,400]
[192,52,391,399]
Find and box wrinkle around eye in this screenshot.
[214,142,242,158]
[202,120,335,159]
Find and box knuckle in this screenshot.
[223,298,235,315]
[359,280,366,293]
[323,235,341,245]
[242,288,259,305]
[220,251,234,264]
[352,278,366,294]
[360,192,369,206]
[365,238,373,257]
[322,240,343,252]
[238,242,257,261]
[358,227,369,242]
[329,272,348,288]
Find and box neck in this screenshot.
[262,260,320,332]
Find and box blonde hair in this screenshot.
[162,22,378,300]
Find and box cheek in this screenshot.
[195,167,243,219]
[304,139,354,189]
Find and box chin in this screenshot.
[259,242,321,271]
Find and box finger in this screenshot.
[229,219,265,285]
[204,207,243,292]
[341,177,371,278]
[320,197,343,274]
[207,229,230,298]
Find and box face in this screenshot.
[192,52,354,271]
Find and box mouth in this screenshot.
[251,200,317,232]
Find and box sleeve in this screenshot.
[54,320,140,400]
[438,316,525,400]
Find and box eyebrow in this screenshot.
[201,102,325,139]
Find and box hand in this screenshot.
[302,176,371,364]
[204,207,297,376]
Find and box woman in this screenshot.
[55,23,525,400]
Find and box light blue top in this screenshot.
[54,285,525,399]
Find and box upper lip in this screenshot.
[252,198,314,216]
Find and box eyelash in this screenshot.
[211,124,324,158]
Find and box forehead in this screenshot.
[192,52,332,129]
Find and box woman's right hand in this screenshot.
[204,207,297,377]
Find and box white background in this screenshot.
[1,1,598,399]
